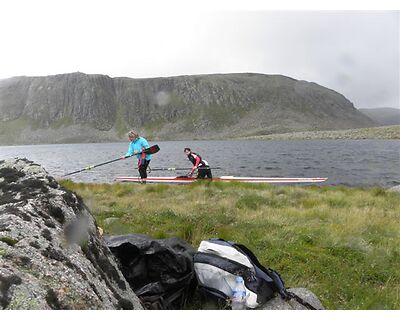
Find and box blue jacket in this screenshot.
[125,137,152,161]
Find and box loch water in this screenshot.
[1,140,399,187]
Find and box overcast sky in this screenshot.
[0,1,399,109]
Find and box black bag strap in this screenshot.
[235,243,318,310]
[164,286,187,308]
[230,241,318,310]
[232,243,286,294]
[285,291,318,310]
[140,286,190,310]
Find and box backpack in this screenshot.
[193,238,316,309]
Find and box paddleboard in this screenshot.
[114,176,328,184]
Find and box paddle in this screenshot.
[62,144,160,177]
[149,166,221,172]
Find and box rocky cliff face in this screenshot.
[0,72,376,144]
[0,74,115,130]
[0,158,143,309]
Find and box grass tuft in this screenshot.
[0,237,19,246]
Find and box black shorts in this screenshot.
[197,166,212,179]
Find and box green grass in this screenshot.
[60,180,400,309]
[0,236,19,246]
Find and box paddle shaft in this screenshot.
[62,156,131,177]
[63,144,160,177]
[149,166,221,171]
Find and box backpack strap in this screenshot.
[232,243,286,295]
[232,243,317,310]
[285,290,318,310]
[163,286,188,309]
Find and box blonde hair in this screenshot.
[128,130,139,139]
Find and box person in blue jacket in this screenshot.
[124,130,151,181]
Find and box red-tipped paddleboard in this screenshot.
[114,176,328,184]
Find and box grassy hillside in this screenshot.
[60,180,400,310]
[241,125,400,140]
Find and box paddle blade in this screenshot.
[144,144,160,154]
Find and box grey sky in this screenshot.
[0,1,399,109]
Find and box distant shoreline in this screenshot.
[0,125,399,146]
[239,125,400,141]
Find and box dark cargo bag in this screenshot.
[106,234,197,309]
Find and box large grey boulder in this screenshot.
[0,158,143,310]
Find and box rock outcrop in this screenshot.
[0,158,143,310]
[260,287,324,310]
[0,72,377,144]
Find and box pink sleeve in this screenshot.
[190,154,201,174]
[194,155,201,167]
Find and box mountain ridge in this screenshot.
[0,72,377,145]
[358,107,400,126]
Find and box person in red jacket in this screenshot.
[184,147,212,179]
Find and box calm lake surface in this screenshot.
[1,140,399,187]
